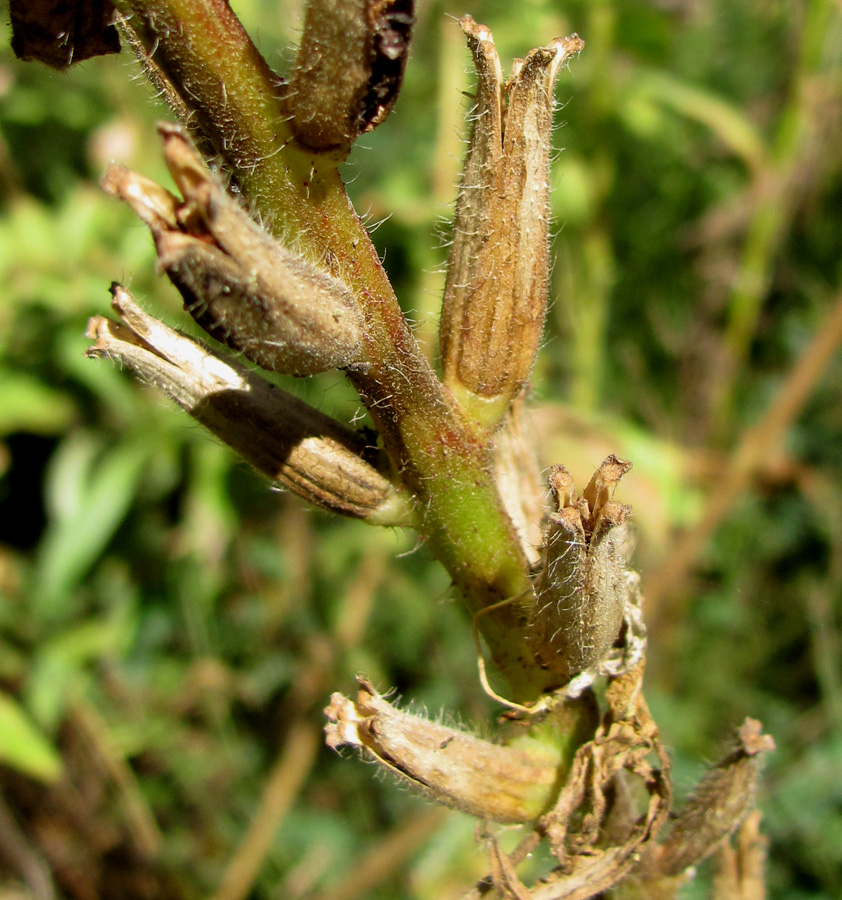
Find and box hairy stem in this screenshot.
[114,0,554,699]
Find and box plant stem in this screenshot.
[114,0,554,700]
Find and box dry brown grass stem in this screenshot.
[646,284,842,616]
[69,695,162,859]
[211,719,323,900]
[309,808,449,900]
[0,792,56,900]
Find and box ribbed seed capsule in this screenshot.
[103,124,364,376]
[325,678,566,823]
[87,286,407,524]
[530,455,633,685]
[439,18,584,426]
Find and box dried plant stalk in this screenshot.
[2,3,779,895]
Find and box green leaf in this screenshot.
[0,368,76,435]
[627,69,768,170]
[33,431,153,617]
[0,690,62,782]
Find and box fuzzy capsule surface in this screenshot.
[282,0,414,154]
[103,124,364,377]
[530,456,633,685]
[87,286,406,523]
[439,19,584,424]
[325,678,563,823]
[656,718,775,877]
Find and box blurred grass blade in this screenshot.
[0,690,62,782]
[630,69,767,171]
[33,432,153,616]
[0,369,76,435]
[27,612,135,730]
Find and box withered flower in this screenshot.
[103,124,364,377]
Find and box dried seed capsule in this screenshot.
[530,456,633,685]
[87,286,408,524]
[325,678,565,823]
[439,19,584,426]
[103,124,364,376]
[657,718,775,877]
[281,0,414,154]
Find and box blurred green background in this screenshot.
[1,0,841,898]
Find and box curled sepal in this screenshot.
[530,456,636,687]
[103,124,364,376]
[654,718,775,878]
[281,0,414,155]
[325,677,565,823]
[439,18,584,427]
[86,286,410,525]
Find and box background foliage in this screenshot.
[1,0,841,898]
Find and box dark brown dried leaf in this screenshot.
[10,0,119,69]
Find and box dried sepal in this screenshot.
[530,455,635,686]
[439,18,584,426]
[281,0,414,154]
[463,663,672,900]
[493,399,545,567]
[86,286,409,524]
[325,677,564,823]
[103,124,364,376]
[655,718,775,877]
